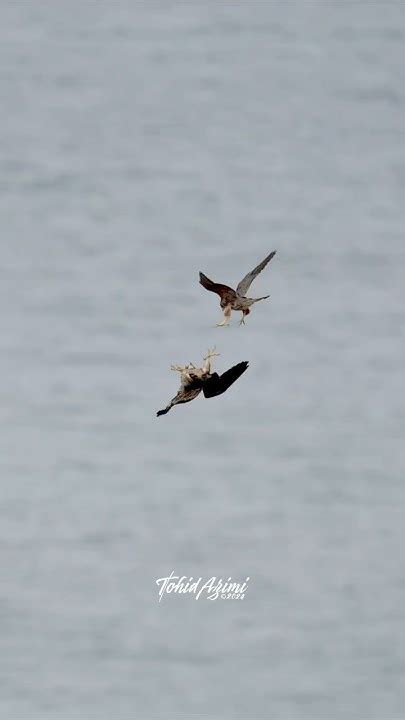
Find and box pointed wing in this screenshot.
[202,361,249,399]
[157,385,202,416]
[199,272,237,306]
[236,250,276,296]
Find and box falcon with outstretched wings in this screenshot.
[199,250,276,326]
[156,348,248,417]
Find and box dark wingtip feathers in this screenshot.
[233,360,249,375]
[239,360,249,377]
[156,407,170,417]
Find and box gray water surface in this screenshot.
[1,2,405,718]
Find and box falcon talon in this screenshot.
[204,348,220,361]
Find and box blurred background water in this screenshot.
[1,2,405,718]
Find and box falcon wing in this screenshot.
[202,361,249,399]
[236,250,276,296]
[199,272,237,306]
[157,385,202,416]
